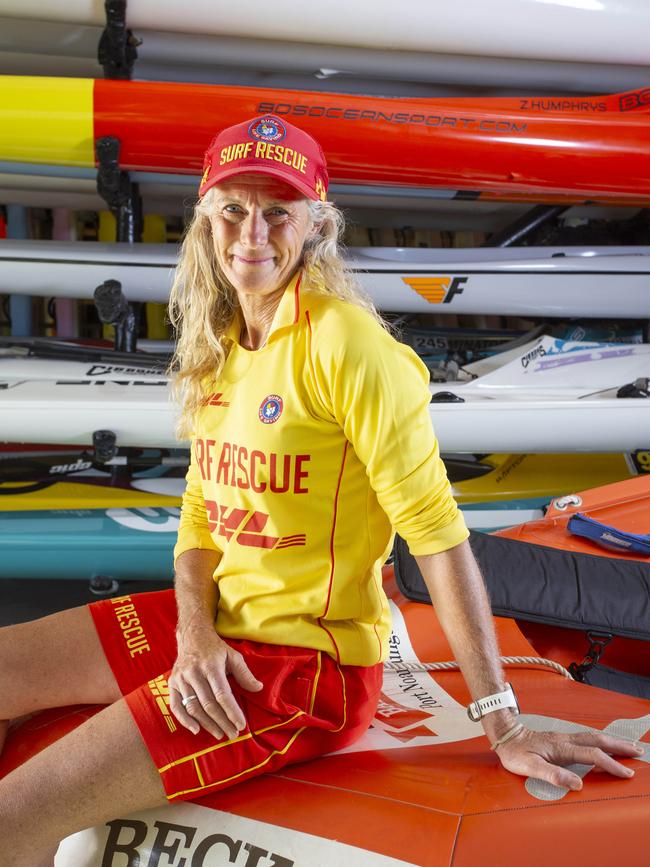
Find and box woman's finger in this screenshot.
[569,731,646,758]
[555,744,635,779]
[184,672,239,739]
[505,751,584,792]
[168,683,202,735]
[183,695,227,740]
[227,650,264,693]
[170,673,230,739]
[204,673,247,736]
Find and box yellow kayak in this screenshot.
[453,452,642,504]
[0,479,182,512]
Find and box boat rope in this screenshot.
[384,655,573,679]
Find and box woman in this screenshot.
[0,115,642,866]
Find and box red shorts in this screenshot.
[89,589,382,802]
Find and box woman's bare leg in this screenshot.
[0,605,122,731]
[28,848,57,867]
[0,697,167,867]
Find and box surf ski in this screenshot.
[1,76,649,202]
[2,240,650,316]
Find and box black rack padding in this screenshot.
[585,664,650,700]
[393,531,650,642]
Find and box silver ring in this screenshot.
[181,694,199,708]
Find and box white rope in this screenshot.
[383,655,573,679]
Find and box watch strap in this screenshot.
[467,683,519,722]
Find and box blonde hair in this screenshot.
[168,187,385,438]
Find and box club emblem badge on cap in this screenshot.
[248,117,286,143]
[199,114,329,203]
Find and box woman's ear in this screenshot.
[307,220,323,240]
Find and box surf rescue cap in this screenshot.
[199,115,329,202]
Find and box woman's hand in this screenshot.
[169,623,263,740]
[495,726,645,790]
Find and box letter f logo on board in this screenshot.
[402,275,468,304]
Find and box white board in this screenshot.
[2,240,650,316]
[1,16,649,95]
[1,376,648,453]
[441,336,650,399]
[1,1,649,65]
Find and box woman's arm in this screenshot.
[415,539,644,789]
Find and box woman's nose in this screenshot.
[239,209,269,248]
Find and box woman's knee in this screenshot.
[0,605,121,717]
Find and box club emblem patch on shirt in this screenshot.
[259,394,283,424]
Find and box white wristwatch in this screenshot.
[467,683,520,722]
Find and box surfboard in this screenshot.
[2,0,650,66]
[2,75,649,202]
[2,240,650,316]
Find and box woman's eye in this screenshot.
[266,208,289,220]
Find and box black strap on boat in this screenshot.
[430,391,465,403]
[617,378,649,399]
[568,631,614,682]
[96,136,143,245]
[94,279,140,353]
[98,0,141,80]
[93,430,118,464]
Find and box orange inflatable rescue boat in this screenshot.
[1,478,649,865]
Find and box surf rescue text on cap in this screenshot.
[199,115,329,202]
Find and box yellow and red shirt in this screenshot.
[174,272,468,666]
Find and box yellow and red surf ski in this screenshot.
[1,75,650,203]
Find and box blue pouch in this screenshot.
[568,512,650,557]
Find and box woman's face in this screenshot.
[208,174,316,300]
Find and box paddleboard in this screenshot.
[0,479,183,512]
[396,474,650,696]
[430,398,650,454]
[0,506,178,581]
[2,75,649,201]
[2,0,650,65]
[438,335,650,399]
[0,373,648,452]
[2,240,650,316]
[0,357,167,381]
[1,450,642,528]
[427,336,650,451]
[0,499,528,583]
[452,452,646,505]
[2,571,649,866]
[451,451,646,530]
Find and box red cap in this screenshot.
[199,115,329,202]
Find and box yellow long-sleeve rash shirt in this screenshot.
[174,272,468,666]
